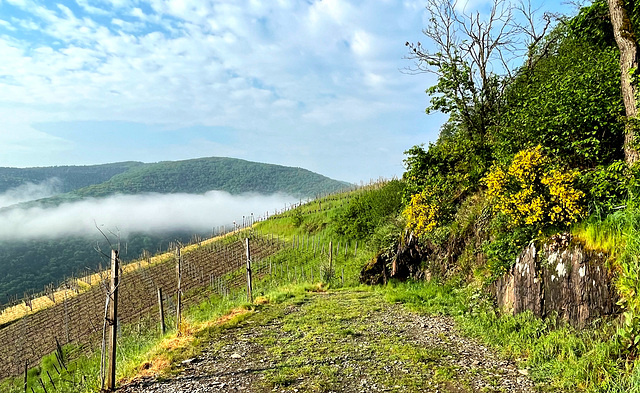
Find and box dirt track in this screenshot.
[119,290,534,393]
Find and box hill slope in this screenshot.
[0,156,349,300]
[71,157,350,198]
[4,157,350,210]
[0,162,142,194]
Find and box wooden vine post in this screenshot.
[157,288,166,335]
[176,247,182,335]
[246,238,253,303]
[23,360,28,393]
[329,240,333,278]
[106,249,119,391]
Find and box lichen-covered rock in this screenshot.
[493,234,618,327]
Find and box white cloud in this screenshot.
[0,0,442,181]
[351,29,373,58]
[0,191,297,240]
[5,0,28,7]
[453,0,495,13]
[75,0,111,16]
[0,19,16,30]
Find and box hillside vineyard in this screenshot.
[0,234,282,379]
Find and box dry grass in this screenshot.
[121,306,252,384]
[134,355,172,379]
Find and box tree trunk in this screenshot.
[608,0,640,164]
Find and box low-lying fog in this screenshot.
[0,180,297,240]
[0,178,62,209]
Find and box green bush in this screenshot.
[580,161,639,213]
[482,218,534,281]
[333,180,405,241]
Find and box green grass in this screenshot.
[240,289,455,392]
[5,187,640,392]
[382,278,638,393]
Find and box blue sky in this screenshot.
[0,0,576,183]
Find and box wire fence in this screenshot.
[0,180,387,391]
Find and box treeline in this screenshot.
[0,162,141,194]
[23,157,350,207]
[402,0,633,271]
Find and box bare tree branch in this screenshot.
[405,0,558,138]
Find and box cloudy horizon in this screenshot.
[0,0,574,183]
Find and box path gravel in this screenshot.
[118,291,534,393]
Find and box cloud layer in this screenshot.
[0,190,296,240]
[0,0,433,182]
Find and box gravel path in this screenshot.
[118,291,534,393]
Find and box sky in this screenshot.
[0,0,577,184]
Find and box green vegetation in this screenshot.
[396,0,640,389]
[0,162,142,194]
[401,0,640,299]
[6,1,640,392]
[2,178,640,392]
[0,156,349,302]
[66,156,349,201]
[386,280,639,392]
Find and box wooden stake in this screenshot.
[106,249,119,391]
[38,378,47,393]
[176,247,182,334]
[157,288,166,335]
[46,371,55,390]
[329,241,333,278]
[23,360,28,393]
[246,238,253,303]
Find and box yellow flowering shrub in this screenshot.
[403,189,440,237]
[484,146,585,227]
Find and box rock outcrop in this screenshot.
[360,233,426,284]
[493,235,619,327]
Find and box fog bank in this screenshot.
[0,190,296,241]
[0,178,61,209]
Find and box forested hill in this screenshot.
[70,157,350,198]
[0,157,349,301]
[2,157,350,208]
[0,162,142,194]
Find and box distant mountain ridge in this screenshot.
[71,157,350,198]
[0,157,351,208]
[0,157,350,300]
[0,162,142,194]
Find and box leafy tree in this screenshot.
[405,0,554,144]
[491,23,624,167]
